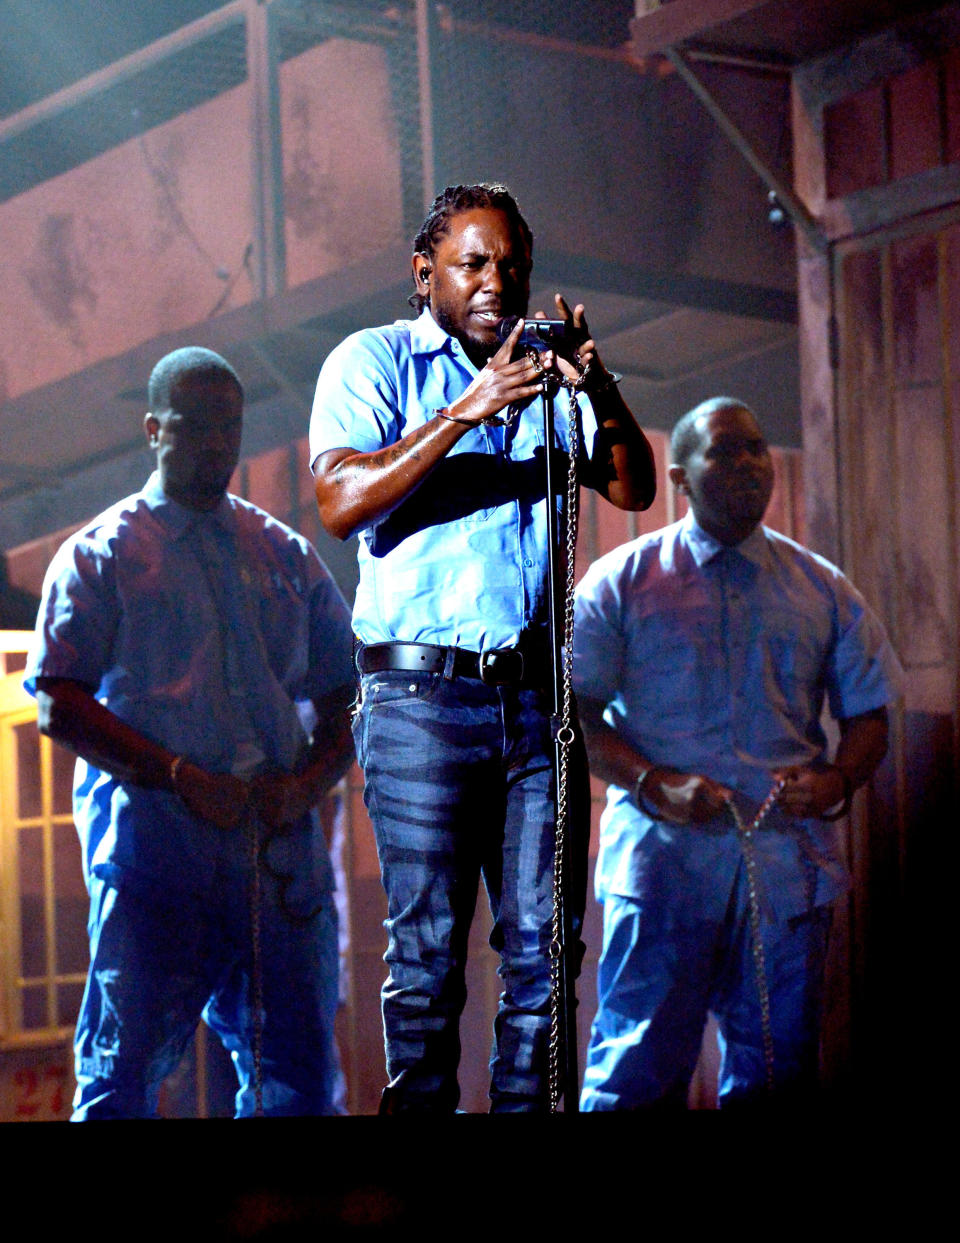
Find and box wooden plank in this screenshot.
[824,85,886,199]
[838,248,898,633]
[893,385,954,708]
[764,447,803,541]
[945,226,960,603]
[889,60,943,181]
[797,241,841,563]
[946,45,960,163]
[820,164,960,241]
[794,3,960,110]
[629,0,773,58]
[890,232,942,387]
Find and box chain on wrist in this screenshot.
[435,407,475,426]
[435,406,511,429]
[633,764,661,818]
[588,369,622,395]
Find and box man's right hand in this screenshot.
[444,318,551,426]
[313,319,550,541]
[639,768,732,825]
[173,761,249,830]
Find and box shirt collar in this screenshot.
[409,307,462,358]
[141,471,235,538]
[681,509,771,570]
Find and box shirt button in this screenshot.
[523,558,533,567]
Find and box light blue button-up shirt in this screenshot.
[25,474,354,893]
[573,512,901,920]
[310,309,598,651]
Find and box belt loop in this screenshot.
[442,646,457,680]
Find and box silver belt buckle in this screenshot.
[478,647,523,686]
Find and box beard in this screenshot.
[431,305,500,365]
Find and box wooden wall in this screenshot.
[793,6,960,1102]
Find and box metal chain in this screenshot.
[548,375,582,1113]
[246,812,325,1117]
[491,347,547,428]
[724,778,786,1094]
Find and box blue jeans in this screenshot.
[580,873,832,1110]
[353,669,586,1112]
[73,816,340,1119]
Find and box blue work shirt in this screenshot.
[309,308,599,650]
[573,513,902,921]
[25,473,355,895]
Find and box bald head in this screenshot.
[670,397,756,468]
[145,347,244,511]
[147,347,242,414]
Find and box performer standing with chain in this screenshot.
[310,183,655,1113]
[573,397,901,1109]
[26,347,355,1118]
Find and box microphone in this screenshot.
[497,316,572,351]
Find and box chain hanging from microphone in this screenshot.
[546,353,602,1112]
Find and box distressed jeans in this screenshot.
[353,669,586,1113]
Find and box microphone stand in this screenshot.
[539,374,581,1114]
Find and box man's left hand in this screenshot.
[532,294,656,513]
[536,294,604,389]
[250,771,315,828]
[773,765,848,819]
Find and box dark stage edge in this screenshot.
[1,1105,934,1237]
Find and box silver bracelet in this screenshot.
[586,370,622,395]
[633,764,660,818]
[435,407,477,426]
[169,754,185,791]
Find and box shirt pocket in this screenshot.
[623,607,718,723]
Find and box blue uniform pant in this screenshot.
[580,872,832,1110]
[73,834,340,1119]
[353,670,586,1113]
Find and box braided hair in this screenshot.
[409,183,534,312]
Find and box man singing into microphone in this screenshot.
[310,182,655,1112]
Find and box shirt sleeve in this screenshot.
[309,329,402,467]
[825,577,903,720]
[23,530,118,697]
[572,550,627,707]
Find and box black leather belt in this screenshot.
[356,641,546,689]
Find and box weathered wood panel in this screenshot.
[795,13,960,1102]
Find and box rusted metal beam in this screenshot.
[415,0,436,213]
[0,1,246,145]
[246,0,286,300]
